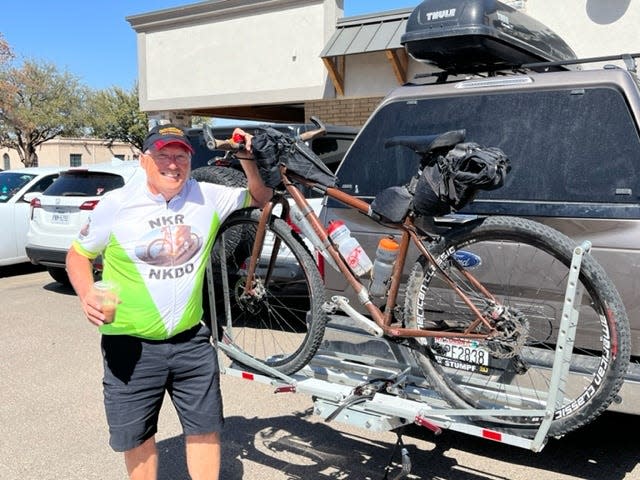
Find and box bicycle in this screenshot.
[205,125,631,440]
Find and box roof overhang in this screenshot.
[320,8,412,95]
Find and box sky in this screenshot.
[1,1,416,91]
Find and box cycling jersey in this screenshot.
[72,175,251,340]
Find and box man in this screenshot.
[66,124,272,480]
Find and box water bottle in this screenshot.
[327,220,372,277]
[289,203,339,271]
[369,236,400,297]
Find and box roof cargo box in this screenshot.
[401,0,577,74]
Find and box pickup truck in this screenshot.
[319,0,640,415]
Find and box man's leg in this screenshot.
[169,324,224,480]
[185,432,221,480]
[124,436,158,480]
[102,335,168,480]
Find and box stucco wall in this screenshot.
[131,0,342,113]
[526,0,640,61]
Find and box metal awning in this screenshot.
[320,9,413,96]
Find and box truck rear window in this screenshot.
[337,86,640,218]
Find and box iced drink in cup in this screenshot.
[93,280,120,323]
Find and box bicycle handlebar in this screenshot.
[202,117,327,152]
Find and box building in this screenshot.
[1,137,139,171]
[126,0,640,128]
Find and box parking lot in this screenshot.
[1,264,639,480]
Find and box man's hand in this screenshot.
[232,128,273,207]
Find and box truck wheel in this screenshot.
[192,165,247,189]
[191,166,250,266]
[47,267,70,286]
[192,166,251,333]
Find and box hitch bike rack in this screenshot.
[207,241,591,478]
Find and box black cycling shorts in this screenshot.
[101,322,223,452]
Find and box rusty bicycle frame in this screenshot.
[241,163,500,341]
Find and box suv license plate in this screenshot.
[51,213,69,225]
[433,337,490,367]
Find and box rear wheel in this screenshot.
[211,208,328,376]
[404,216,630,438]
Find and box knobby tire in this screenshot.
[211,208,328,375]
[404,215,630,438]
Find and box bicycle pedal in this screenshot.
[322,301,338,314]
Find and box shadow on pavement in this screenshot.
[400,409,639,479]
[156,409,638,479]
[0,263,44,278]
[43,279,77,296]
[157,409,418,480]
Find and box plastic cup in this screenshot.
[93,280,120,323]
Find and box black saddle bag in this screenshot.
[413,142,511,216]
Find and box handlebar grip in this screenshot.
[205,138,245,151]
[298,117,327,142]
[309,116,325,130]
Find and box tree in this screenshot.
[87,84,148,151]
[0,59,88,167]
[0,33,13,66]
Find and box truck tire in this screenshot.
[191,165,250,332]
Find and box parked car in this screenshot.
[0,166,63,267]
[319,3,640,415]
[25,160,143,284]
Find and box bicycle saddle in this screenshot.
[384,129,466,155]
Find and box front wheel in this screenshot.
[404,216,630,438]
[47,267,70,286]
[211,208,328,376]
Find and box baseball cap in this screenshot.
[143,124,195,154]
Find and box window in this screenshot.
[114,154,125,160]
[337,86,640,218]
[2,153,9,170]
[44,171,125,197]
[27,174,59,195]
[70,154,82,167]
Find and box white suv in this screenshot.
[26,159,144,284]
[0,166,63,266]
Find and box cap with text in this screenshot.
[143,124,194,154]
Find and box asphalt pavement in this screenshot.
[1,265,639,480]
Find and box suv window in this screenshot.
[338,86,640,217]
[43,171,126,197]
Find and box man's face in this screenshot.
[141,144,191,200]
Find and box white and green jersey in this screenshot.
[72,176,251,340]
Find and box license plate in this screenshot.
[433,337,490,367]
[51,213,69,225]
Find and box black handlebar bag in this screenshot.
[251,127,338,189]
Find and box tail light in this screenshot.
[79,200,100,211]
[286,215,302,234]
[284,216,325,277]
[29,197,41,220]
[316,252,325,280]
